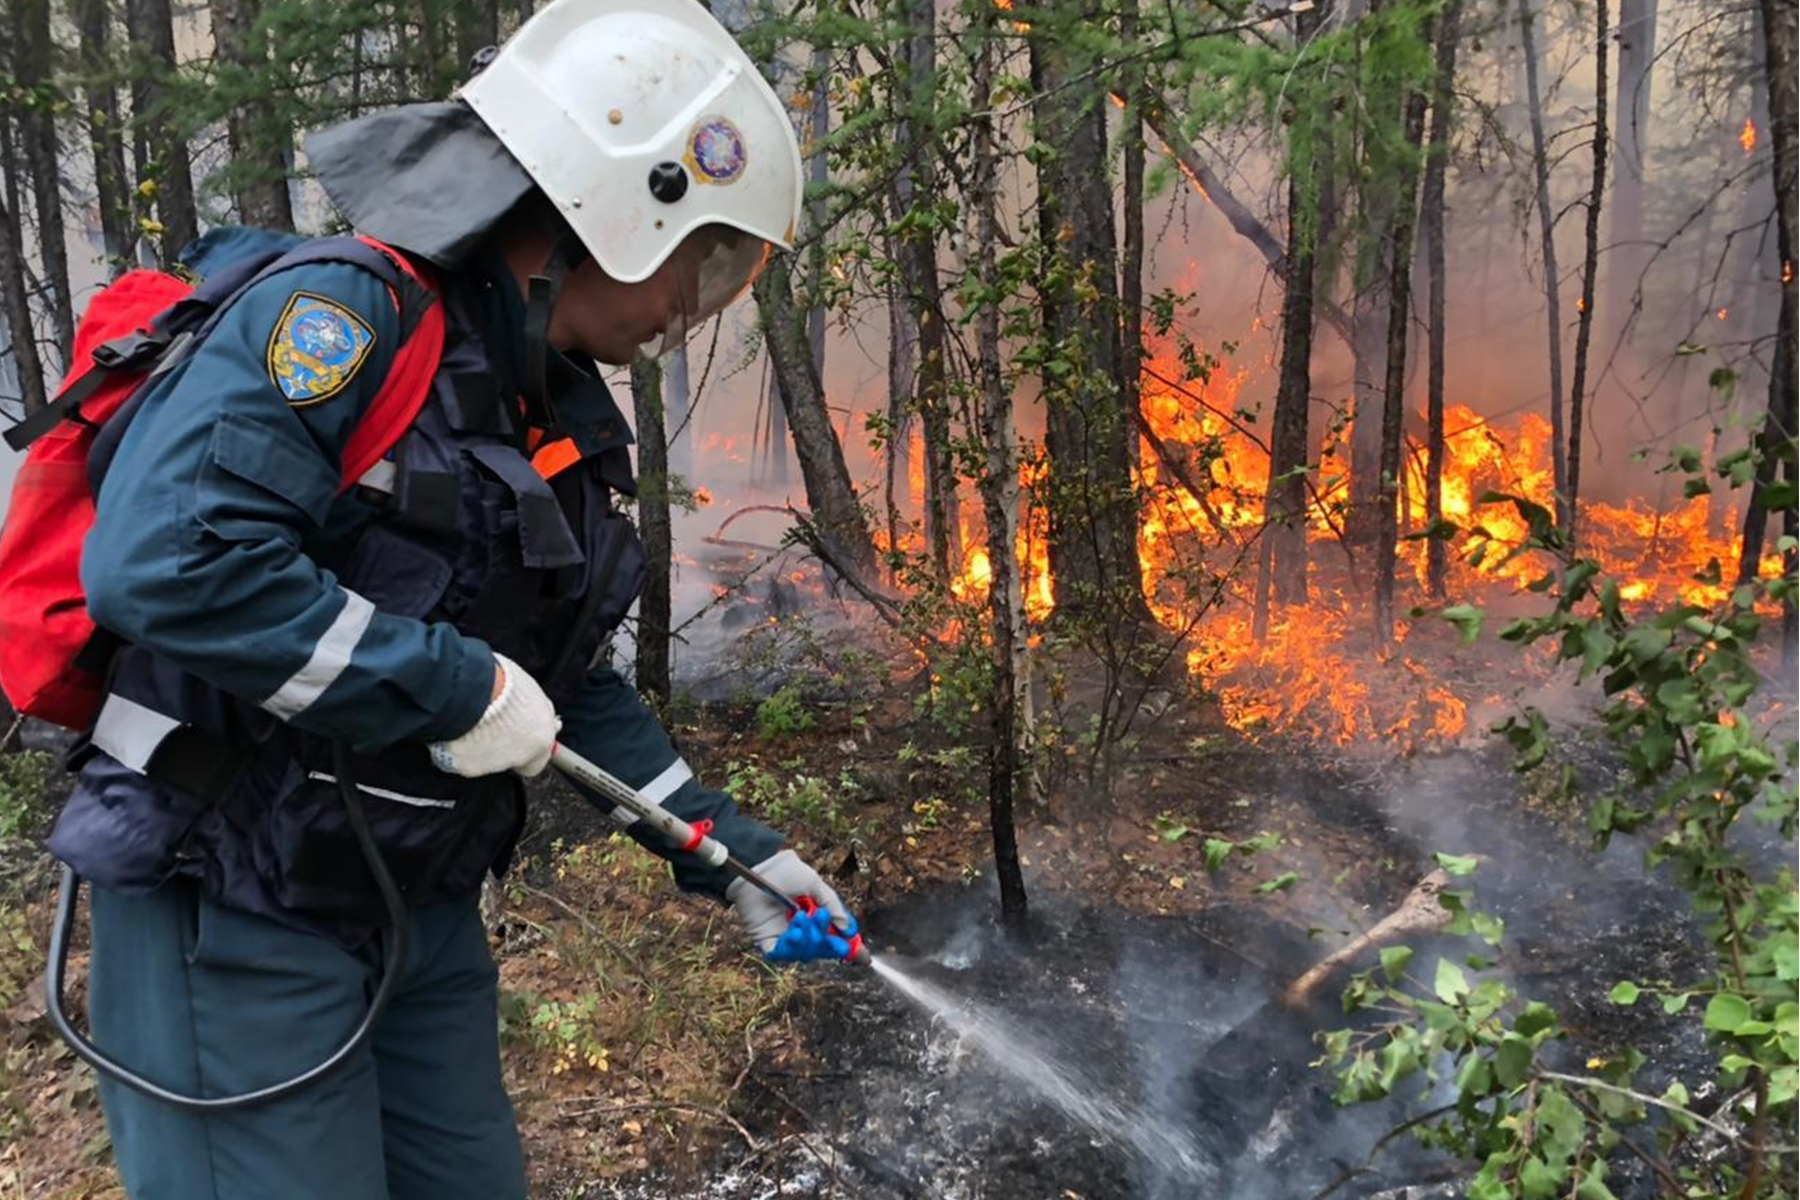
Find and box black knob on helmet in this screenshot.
[648,162,689,204]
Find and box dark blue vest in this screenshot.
[49,262,645,944]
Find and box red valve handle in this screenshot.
[678,818,714,853]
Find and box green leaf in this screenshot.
[1254,871,1298,895]
[1704,993,1753,1035]
[1494,1033,1534,1087]
[1380,945,1413,980]
[1456,1051,1494,1099]
[1660,992,1692,1015]
[1202,838,1233,873]
[1515,1001,1559,1038]
[1575,1169,1619,1200]
[1769,1065,1798,1107]
[1519,1154,1561,1199]
[1434,851,1479,876]
[1434,957,1470,1003]
[1441,603,1484,645]
[1607,981,1641,1006]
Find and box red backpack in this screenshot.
[0,236,445,729]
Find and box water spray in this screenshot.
[548,743,870,966]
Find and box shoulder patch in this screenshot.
[266,291,376,406]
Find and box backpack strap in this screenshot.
[336,236,444,491]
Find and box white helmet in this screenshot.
[460,0,803,345]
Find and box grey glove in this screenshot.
[727,849,854,955]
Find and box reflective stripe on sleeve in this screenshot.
[607,757,693,826]
[90,693,182,774]
[262,588,377,720]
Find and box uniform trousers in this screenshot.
[87,879,526,1200]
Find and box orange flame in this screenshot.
[1742,117,1758,156]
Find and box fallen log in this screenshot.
[1279,867,1453,1008]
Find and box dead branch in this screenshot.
[1133,409,1240,546]
[786,512,907,630]
[556,1097,762,1153]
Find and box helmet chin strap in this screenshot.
[522,226,589,429]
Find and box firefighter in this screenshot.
[43,1,855,1196]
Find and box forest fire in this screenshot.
[1131,345,1782,747]
[923,343,1781,750]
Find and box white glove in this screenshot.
[428,653,560,778]
[727,849,853,954]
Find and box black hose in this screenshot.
[45,740,412,1111]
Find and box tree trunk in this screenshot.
[972,10,1028,931]
[1029,1,1144,623]
[1119,0,1144,470]
[884,278,915,578]
[1740,0,1798,668]
[13,0,75,361]
[0,140,48,417]
[1254,0,1329,638]
[754,254,878,576]
[1564,0,1608,546]
[76,0,134,274]
[209,0,295,230]
[1346,284,1389,546]
[1608,0,1657,325]
[1374,82,1432,643]
[761,362,790,484]
[125,0,199,262]
[664,342,692,480]
[894,0,958,580]
[1422,0,1463,598]
[1518,0,1568,528]
[1140,101,1354,347]
[630,355,672,705]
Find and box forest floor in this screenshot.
[0,619,1737,1199]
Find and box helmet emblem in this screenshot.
[685,117,747,185]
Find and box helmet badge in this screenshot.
[685,116,747,185]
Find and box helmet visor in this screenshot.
[639,225,771,358]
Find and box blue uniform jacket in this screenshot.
[81,252,780,901]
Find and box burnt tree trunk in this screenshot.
[1609,0,1657,326]
[1741,0,1798,668]
[1030,1,1145,623]
[1119,0,1144,469]
[1374,81,1432,643]
[972,11,1028,931]
[1518,0,1568,528]
[1422,0,1463,598]
[14,0,75,361]
[210,0,295,230]
[1347,285,1389,547]
[1254,0,1330,637]
[884,278,915,579]
[77,0,134,274]
[754,255,878,577]
[126,0,198,262]
[1564,0,1607,546]
[894,0,957,580]
[0,152,48,416]
[630,355,672,705]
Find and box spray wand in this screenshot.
[549,743,870,966]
